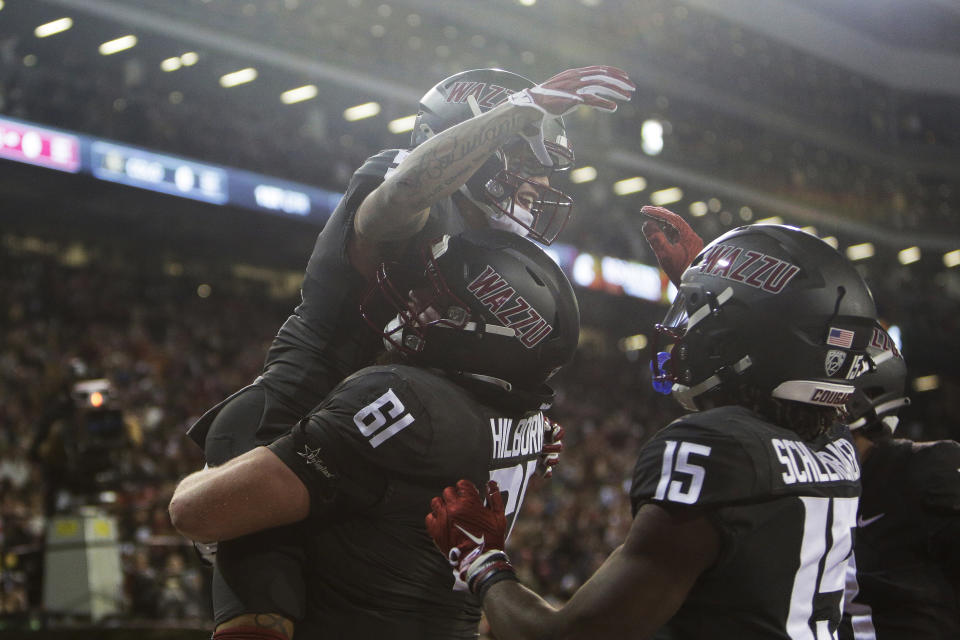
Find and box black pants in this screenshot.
[201,383,309,625]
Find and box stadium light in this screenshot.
[801,226,818,236]
[35,17,73,38]
[220,68,258,88]
[756,216,784,225]
[913,374,940,393]
[569,166,597,184]
[281,85,318,104]
[180,52,199,66]
[641,120,664,156]
[99,35,137,55]
[650,187,683,206]
[618,334,649,352]
[160,57,182,72]
[822,236,839,249]
[388,115,417,134]
[845,242,875,261]
[944,249,960,268]
[344,102,381,121]
[689,201,708,217]
[613,177,646,195]
[897,246,921,265]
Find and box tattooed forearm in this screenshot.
[354,102,539,240]
[391,108,534,212]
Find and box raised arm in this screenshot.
[353,65,635,245]
[354,101,539,243]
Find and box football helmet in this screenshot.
[846,326,910,433]
[412,69,575,244]
[361,229,580,391]
[652,224,879,411]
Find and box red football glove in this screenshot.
[426,479,515,595]
[508,66,635,166]
[537,418,565,479]
[641,205,704,287]
[508,65,636,117]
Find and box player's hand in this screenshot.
[537,418,565,479]
[507,66,635,167]
[641,205,704,286]
[508,65,636,117]
[426,479,515,595]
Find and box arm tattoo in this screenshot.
[252,613,293,638]
[392,109,533,212]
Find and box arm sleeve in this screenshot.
[267,368,433,522]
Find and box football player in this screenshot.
[170,230,580,639]
[428,223,881,639]
[841,329,960,639]
[183,65,633,638]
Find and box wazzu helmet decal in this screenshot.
[361,229,579,391]
[444,81,515,109]
[412,69,575,244]
[696,243,801,293]
[651,224,879,411]
[465,265,554,348]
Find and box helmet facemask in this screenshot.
[361,237,477,355]
[462,140,574,245]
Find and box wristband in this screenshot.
[464,549,518,599]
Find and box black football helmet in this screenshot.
[412,68,575,244]
[361,229,580,391]
[845,326,910,433]
[652,224,879,411]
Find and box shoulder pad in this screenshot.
[310,365,434,464]
[915,440,960,513]
[630,407,860,514]
[631,412,760,512]
[353,148,411,180]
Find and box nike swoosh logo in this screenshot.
[454,524,485,546]
[857,513,885,527]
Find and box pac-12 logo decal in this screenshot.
[824,349,847,376]
[466,265,553,348]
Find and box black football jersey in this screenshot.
[259,149,467,416]
[841,438,960,640]
[268,364,547,639]
[631,406,862,640]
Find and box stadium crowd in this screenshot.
[1,0,957,243]
[0,197,957,639]
[0,230,685,630]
